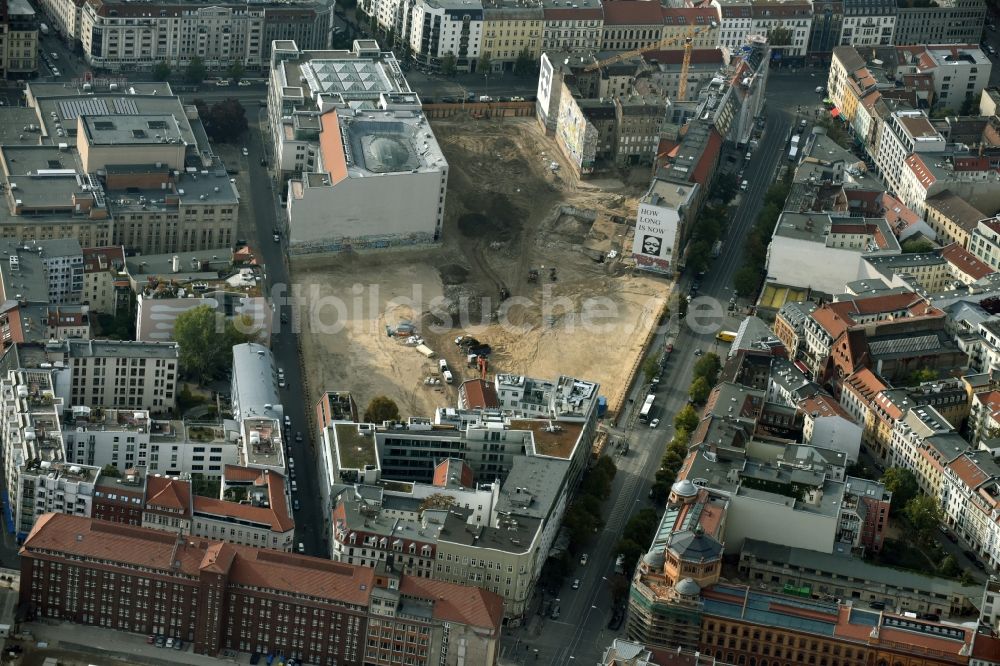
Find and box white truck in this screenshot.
[40,23,49,36]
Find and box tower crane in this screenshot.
[583,23,717,101]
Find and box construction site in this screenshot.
[294,116,670,419]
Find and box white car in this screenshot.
[216,79,230,86]
[815,86,824,94]
[238,80,252,87]
[650,418,660,429]
[572,579,580,590]
[580,553,588,566]
[740,180,749,191]
[241,147,249,156]
[297,542,305,553]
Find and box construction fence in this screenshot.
[421,101,536,119]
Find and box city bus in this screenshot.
[716,330,737,343]
[638,394,656,423]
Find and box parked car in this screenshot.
[580,553,588,566]
[147,635,156,644]
[216,79,230,86]
[238,80,252,87]
[242,146,249,156]
[297,542,305,553]
[155,636,166,648]
[572,578,580,589]
[740,180,749,191]
[649,418,660,429]
[273,233,281,242]
[165,638,174,649]
[293,499,300,511]
[174,639,184,651]
[295,431,302,442]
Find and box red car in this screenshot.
[146,635,156,644]
[665,343,673,354]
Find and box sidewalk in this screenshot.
[22,622,248,665]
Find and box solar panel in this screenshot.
[113,97,139,115]
[58,98,110,120]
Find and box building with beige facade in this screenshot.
[541,0,603,54]
[481,0,543,71]
[41,0,333,72]
[1,0,39,78]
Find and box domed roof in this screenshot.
[666,528,723,562]
[675,577,701,597]
[642,547,666,569]
[671,478,698,498]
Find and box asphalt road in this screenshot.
[237,111,325,556]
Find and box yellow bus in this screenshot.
[716,330,737,343]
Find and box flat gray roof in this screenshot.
[81,115,185,146]
[126,247,231,283]
[232,343,281,420]
[66,339,179,360]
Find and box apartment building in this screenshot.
[231,342,285,472]
[407,0,484,72]
[893,0,987,47]
[895,44,993,110]
[0,238,84,306]
[714,0,752,52]
[807,0,842,62]
[750,0,811,62]
[138,468,295,552]
[839,0,894,47]
[1,0,39,78]
[660,7,720,48]
[970,217,1000,273]
[541,0,602,54]
[81,246,126,315]
[61,408,239,478]
[16,461,100,540]
[874,110,946,197]
[481,0,543,71]
[20,513,504,663]
[600,0,665,52]
[941,450,1000,570]
[61,0,333,72]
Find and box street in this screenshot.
[237,109,325,557]
[498,71,801,666]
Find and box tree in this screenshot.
[815,116,850,149]
[711,173,739,203]
[173,305,258,382]
[768,26,793,46]
[670,428,691,449]
[478,51,492,74]
[100,464,122,477]
[185,56,207,84]
[513,48,535,76]
[686,240,712,274]
[227,62,245,83]
[904,495,942,542]
[880,467,918,514]
[439,53,457,78]
[693,353,721,386]
[642,356,660,383]
[733,265,760,298]
[195,98,249,143]
[152,61,172,82]
[906,367,938,386]
[615,539,644,577]
[675,404,699,433]
[937,554,961,578]
[364,395,400,423]
[902,237,935,254]
[689,376,711,404]
[959,96,978,116]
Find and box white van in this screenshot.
[442,370,454,384]
[438,359,449,372]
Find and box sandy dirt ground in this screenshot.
[294,116,669,419]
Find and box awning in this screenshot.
[830,107,841,118]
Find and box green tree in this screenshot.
[768,25,793,46]
[227,62,245,83]
[711,173,739,203]
[100,464,122,477]
[904,495,942,538]
[902,238,935,253]
[693,353,721,386]
[959,96,978,116]
[937,554,961,578]
[478,51,492,74]
[622,509,659,546]
[513,48,535,76]
[670,428,691,449]
[364,395,401,423]
[930,106,956,119]
[642,356,660,383]
[172,305,258,382]
[615,539,644,577]
[689,376,711,404]
[152,61,172,82]
[815,115,850,149]
[906,367,938,386]
[881,467,919,514]
[686,240,712,274]
[194,98,249,143]
[675,404,699,433]
[439,53,457,78]
[661,451,684,473]
[733,265,760,298]
[184,56,207,84]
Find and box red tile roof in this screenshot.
[543,5,603,20]
[228,549,376,606]
[82,245,126,274]
[602,0,664,25]
[941,242,995,280]
[398,576,504,633]
[145,475,192,516]
[661,7,718,24]
[432,459,475,488]
[459,379,499,409]
[798,394,855,423]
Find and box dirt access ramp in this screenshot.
[293,116,669,419]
